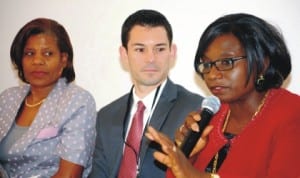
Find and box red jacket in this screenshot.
[167,88,300,178]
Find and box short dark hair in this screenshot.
[194,13,291,92]
[10,18,75,83]
[121,9,173,49]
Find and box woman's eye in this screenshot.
[44,51,53,56]
[221,59,232,66]
[203,62,211,68]
[24,51,33,56]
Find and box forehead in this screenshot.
[205,34,244,57]
[128,25,169,46]
[25,33,58,46]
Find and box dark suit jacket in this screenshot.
[89,79,203,178]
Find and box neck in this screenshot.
[29,83,56,101]
[134,82,163,99]
[224,91,269,134]
[229,91,268,121]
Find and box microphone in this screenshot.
[180,96,220,157]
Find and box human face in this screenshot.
[202,34,256,103]
[120,25,176,91]
[22,33,67,89]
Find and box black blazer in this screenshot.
[89,79,203,178]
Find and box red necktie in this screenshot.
[118,101,146,178]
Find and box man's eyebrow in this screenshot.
[131,43,145,47]
[155,43,168,46]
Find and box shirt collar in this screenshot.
[132,79,167,112]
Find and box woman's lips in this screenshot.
[209,85,227,94]
[31,71,47,77]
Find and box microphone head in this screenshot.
[201,95,221,114]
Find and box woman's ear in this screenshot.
[59,53,68,75]
[61,53,68,68]
[263,57,270,72]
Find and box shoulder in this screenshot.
[279,88,300,101]
[264,88,300,125]
[65,83,95,100]
[99,93,129,113]
[46,80,97,116]
[175,83,202,98]
[54,79,96,105]
[0,85,28,96]
[165,79,203,102]
[96,93,129,125]
[0,85,29,102]
[268,88,300,109]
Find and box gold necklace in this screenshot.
[211,91,269,173]
[25,98,46,108]
[251,92,269,120]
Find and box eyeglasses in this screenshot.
[198,56,246,74]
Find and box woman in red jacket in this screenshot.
[146,13,300,178]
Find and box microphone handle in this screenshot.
[180,108,213,157]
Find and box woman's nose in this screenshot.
[31,55,45,65]
[207,65,222,79]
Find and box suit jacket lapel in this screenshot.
[10,79,65,154]
[110,94,133,176]
[138,79,177,167]
[0,86,29,141]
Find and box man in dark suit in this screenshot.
[89,9,203,178]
